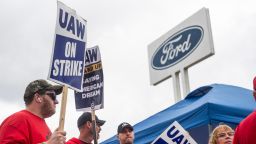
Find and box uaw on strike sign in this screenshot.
[74,46,104,111]
[48,1,86,92]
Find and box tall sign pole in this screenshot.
[181,68,190,96]
[172,72,181,102]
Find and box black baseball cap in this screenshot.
[117,122,133,134]
[77,112,106,128]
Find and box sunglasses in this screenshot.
[45,92,57,101]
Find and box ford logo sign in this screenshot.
[151,26,204,70]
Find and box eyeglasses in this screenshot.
[45,92,57,101]
[217,131,234,139]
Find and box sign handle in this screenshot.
[59,85,68,131]
[91,103,98,144]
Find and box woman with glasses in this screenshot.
[208,124,234,144]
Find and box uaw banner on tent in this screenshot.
[74,46,104,111]
[152,121,197,144]
[48,1,87,92]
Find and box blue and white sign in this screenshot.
[74,46,104,111]
[48,1,87,92]
[148,8,214,85]
[152,26,203,70]
[151,121,197,144]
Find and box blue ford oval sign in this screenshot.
[152,26,204,70]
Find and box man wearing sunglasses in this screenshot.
[0,79,66,144]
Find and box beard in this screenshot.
[124,139,133,144]
[40,97,56,118]
[89,125,100,140]
[121,136,134,144]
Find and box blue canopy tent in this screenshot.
[102,84,256,144]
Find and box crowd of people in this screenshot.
[0,77,256,144]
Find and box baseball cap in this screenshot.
[117,122,133,134]
[77,112,106,128]
[253,76,256,90]
[24,79,63,104]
